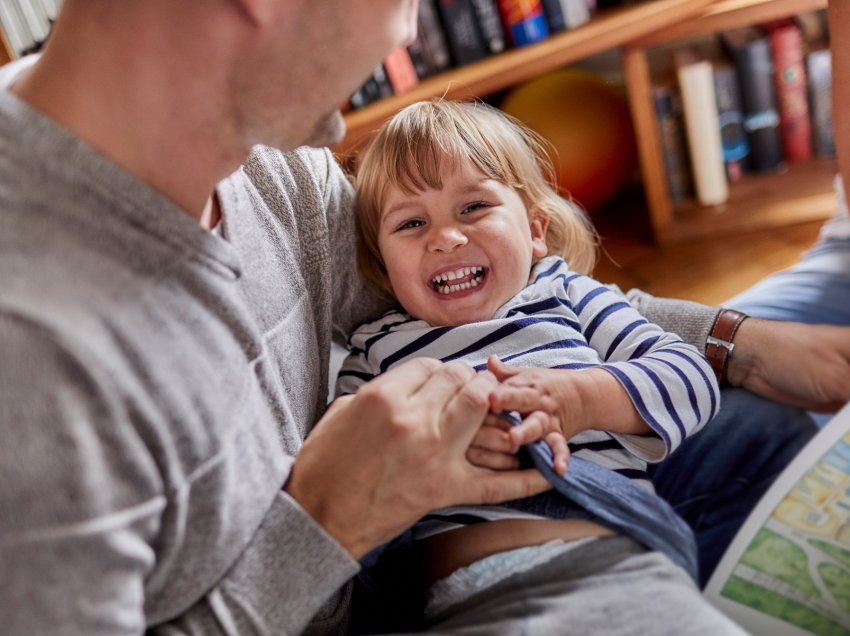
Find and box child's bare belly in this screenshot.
[420,518,616,586]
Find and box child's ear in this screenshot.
[529,207,549,258]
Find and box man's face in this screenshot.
[247,0,419,149]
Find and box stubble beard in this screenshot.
[302,109,346,149]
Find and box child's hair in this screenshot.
[354,99,598,296]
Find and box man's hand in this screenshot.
[727,319,850,413]
[284,358,550,560]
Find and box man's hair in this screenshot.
[354,99,598,296]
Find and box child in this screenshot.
[339,100,738,633]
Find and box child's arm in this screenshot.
[491,272,720,463]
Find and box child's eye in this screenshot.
[396,218,425,232]
[463,201,490,214]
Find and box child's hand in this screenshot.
[467,410,569,476]
[487,355,586,440]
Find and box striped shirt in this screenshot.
[336,256,719,532]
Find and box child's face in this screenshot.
[377,159,548,327]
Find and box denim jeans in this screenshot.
[650,234,849,586]
[648,388,817,587]
[725,237,850,326]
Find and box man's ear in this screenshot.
[529,207,550,258]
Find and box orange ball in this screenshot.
[500,69,638,213]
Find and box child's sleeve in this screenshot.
[564,274,720,462]
[334,344,378,398]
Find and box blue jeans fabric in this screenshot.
[516,420,699,581]
[648,388,817,587]
[724,237,850,326]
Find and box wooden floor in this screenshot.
[589,187,824,306]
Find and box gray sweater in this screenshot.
[0,62,719,635]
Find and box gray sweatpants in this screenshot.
[408,536,748,635]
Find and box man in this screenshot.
[0,2,552,633]
[1,1,848,634]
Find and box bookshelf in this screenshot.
[340,0,835,246]
[624,0,834,244]
[338,0,717,154]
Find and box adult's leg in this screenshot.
[649,388,818,587]
[415,537,745,635]
[724,238,850,326]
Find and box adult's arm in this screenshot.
[625,289,850,412]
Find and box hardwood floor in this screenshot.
[589,186,825,306]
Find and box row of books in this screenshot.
[349,0,598,111]
[655,15,834,207]
[0,0,61,58]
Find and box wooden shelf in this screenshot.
[623,0,833,244]
[658,158,837,243]
[634,0,827,47]
[338,0,716,155]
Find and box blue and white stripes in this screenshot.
[337,256,720,491]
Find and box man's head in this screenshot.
[41,0,419,152]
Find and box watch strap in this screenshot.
[705,309,748,386]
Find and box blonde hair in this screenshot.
[354,99,598,296]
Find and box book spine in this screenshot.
[349,65,394,110]
[496,0,550,48]
[560,0,590,29]
[729,35,784,172]
[436,0,490,66]
[383,47,420,94]
[417,0,453,73]
[540,0,568,33]
[675,50,728,206]
[713,64,750,182]
[406,36,435,79]
[469,0,507,54]
[806,48,835,158]
[652,84,693,203]
[768,21,813,163]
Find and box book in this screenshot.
[406,37,435,80]
[765,19,813,163]
[806,48,835,159]
[417,0,453,74]
[652,83,693,203]
[674,48,728,207]
[540,0,591,33]
[349,65,394,110]
[496,0,550,48]
[705,402,850,635]
[720,27,784,173]
[436,0,490,66]
[470,0,507,55]
[383,48,419,95]
[713,64,750,182]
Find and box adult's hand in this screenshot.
[727,319,850,412]
[284,358,550,560]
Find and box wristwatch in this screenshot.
[705,308,749,386]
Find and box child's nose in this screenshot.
[428,225,468,252]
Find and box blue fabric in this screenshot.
[724,237,850,326]
[500,411,700,582]
[648,388,817,587]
